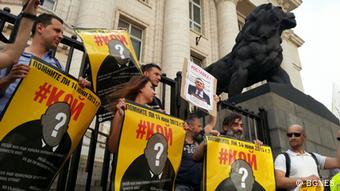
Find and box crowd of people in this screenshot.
[1,1,340,191]
[105,61,340,191]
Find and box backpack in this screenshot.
[276,152,321,191]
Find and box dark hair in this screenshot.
[222,113,242,127]
[32,13,64,36]
[195,77,203,82]
[185,113,199,125]
[106,76,150,111]
[141,63,161,73]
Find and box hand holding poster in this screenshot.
[204,136,275,191]
[75,29,142,122]
[298,183,324,191]
[113,102,185,191]
[181,59,217,116]
[0,57,100,190]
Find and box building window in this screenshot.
[189,0,202,34]
[118,19,143,60]
[41,0,56,10]
[190,54,204,67]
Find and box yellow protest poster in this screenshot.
[75,29,142,122]
[0,57,100,190]
[299,185,324,191]
[204,136,275,191]
[113,102,185,191]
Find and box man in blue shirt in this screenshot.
[0,13,64,113]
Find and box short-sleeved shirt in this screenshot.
[175,139,203,191]
[0,51,63,113]
[274,149,326,191]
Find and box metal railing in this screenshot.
[0,7,270,191]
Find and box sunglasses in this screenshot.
[287,132,302,138]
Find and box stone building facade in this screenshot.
[1,0,304,89]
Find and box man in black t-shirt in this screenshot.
[175,113,217,191]
[141,63,164,112]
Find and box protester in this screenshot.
[221,112,263,144]
[220,112,244,139]
[175,96,219,191]
[106,76,155,153]
[274,124,340,191]
[0,0,40,69]
[0,13,90,113]
[0,13,64,113]
[193,112,263,161]
[141,63,164,111]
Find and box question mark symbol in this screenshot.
[51,112,67,137]
[154,143,164,166]
[115,44,125,59]
[238,167,248,188]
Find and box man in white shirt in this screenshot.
[274,124,340,191]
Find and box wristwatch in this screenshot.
[21,12,37,21]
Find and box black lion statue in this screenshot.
[205,3,296,97]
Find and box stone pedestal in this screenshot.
[228,83,340,159]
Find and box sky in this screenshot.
[293,0,340,110]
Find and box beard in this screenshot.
[226,129,244,140]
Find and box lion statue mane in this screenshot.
[205,3,297,97]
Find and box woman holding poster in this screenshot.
[106,76,155,153]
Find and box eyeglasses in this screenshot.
[287,132,302,138]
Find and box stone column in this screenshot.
[215,0,239,57]
[76,0,116,28]
[161,0,190,78]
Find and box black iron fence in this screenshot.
[0,7,270,191]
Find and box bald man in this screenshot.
[274,124,340,191]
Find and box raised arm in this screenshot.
[203,114,216,134]
[107,98,126,153]
[203,95,219,134]
[0,0,40,69]
[323,130,340,169]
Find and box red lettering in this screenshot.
[108,34,128,47]
[46,87,64,106]
[117,35,128,47]
[156,124,164,135]
[63,94,84,121]
[164,125,173,146]
[238,151,247,160]
[247,153,257,170]
[228,150,237,164]
[101,35,110,45]
[69,98,84,121]
[137,120,174,146]
[221,149,258,171]
[146,121,155,140]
